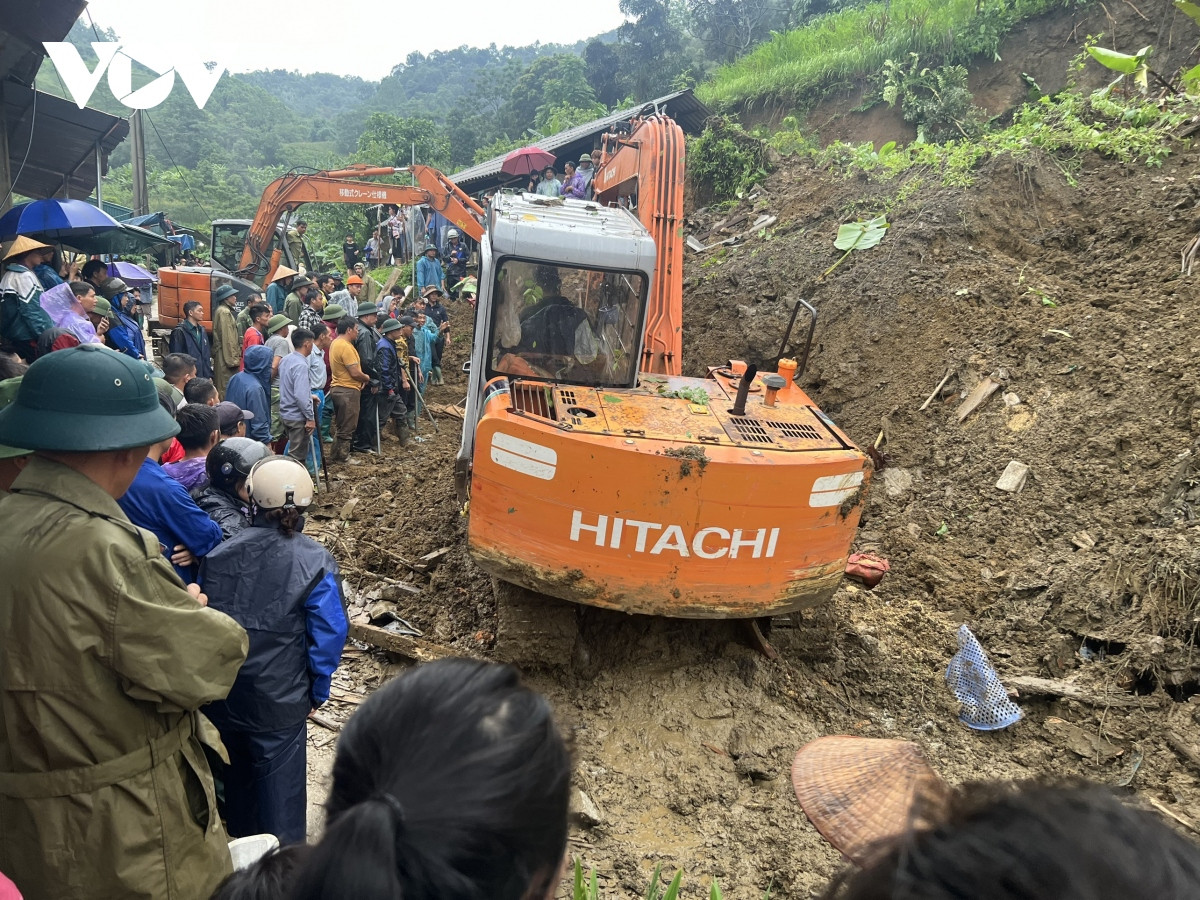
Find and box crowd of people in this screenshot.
[527,150,603,200]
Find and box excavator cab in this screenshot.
[210,220,295,279]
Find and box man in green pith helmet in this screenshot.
[0,344,248,899]
[211,284,241,396]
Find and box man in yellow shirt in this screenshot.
[328,315,370,461]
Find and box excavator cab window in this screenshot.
[489,257,646,387]
[211,223,251,275]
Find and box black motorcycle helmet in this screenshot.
[206,437,270,496]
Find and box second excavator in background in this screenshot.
[155,164,484,330]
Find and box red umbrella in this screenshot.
[501,146,556,177]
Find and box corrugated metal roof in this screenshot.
[5,83,129,201]
[451,88,710,194]
[0,0,86,87]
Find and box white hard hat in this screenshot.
[447,229,459,238]
[246,456,313,510]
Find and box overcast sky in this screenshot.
[82,0,628,81]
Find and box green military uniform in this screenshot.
[361,275,380,307]
[0,345,250,899]
[211,286,241,397]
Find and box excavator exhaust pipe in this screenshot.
[731,364,758,417]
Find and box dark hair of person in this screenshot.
[183,377,217,405]
[182,300,202,317]
[210,844,310,900]
[821,780,1200,900]
[310,322,328,340]
[290,327,314,349]
[69,280,94,299]
[317,274,334,288]
[81,259,107,281]
[157,386,178,419]
[162,353,197,384]
[297,220,307,227]
[175,403,220,451]
[336,316,357,335]
[290,658,571,900]
[249,302,272,321]
[0,354,28,379]
[263,506,303,537]
[389,284,405,296]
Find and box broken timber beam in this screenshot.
[1006,674,1153,709]
[349,621,481,663]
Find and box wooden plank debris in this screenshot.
[412,547,451,574]
[1006,674,1152,708]
[348,621,481,663]
[308,712,342,732]
[919,369,953,411]
[956,375,1003,422]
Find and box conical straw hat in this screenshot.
[271,264,299,282]
[791,736,948,865]
[2,235,51,260]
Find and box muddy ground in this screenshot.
[299,121,1200,898]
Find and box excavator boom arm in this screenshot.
[592,117,686,376]
[237,163,485,281]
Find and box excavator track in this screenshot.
[492,578,580,669]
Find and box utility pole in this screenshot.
[131,109,149,216]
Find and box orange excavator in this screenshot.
[156,164,484,329]
[456,115,872,662]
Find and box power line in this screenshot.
[83,8,104,42]
[143,110,212,223]
[1,87,37,210]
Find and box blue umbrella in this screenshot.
[0,199,121,241]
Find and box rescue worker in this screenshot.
[286,220,310,272]
[200,456,348,845]
[0,344,248,898]
[352,262,379,306]
[283,275,313,327]
[192,436,269,539]
[444,229,468,301]
[351,302,382,454]
[265,266,298,316]
[211,285,241,396]
[377,317,412,445]
[416,243,444,295]
[330,274,364,318]
[426,289,449,385]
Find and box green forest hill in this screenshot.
[36,0,1194,274]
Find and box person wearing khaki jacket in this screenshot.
[212,284,242,397]
[0,345,249,899]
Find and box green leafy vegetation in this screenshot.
[697,0,1077,111]
[812,91,1192,187]
[882,55,983,141]
[688,117,769,201]
[570,861,772,900]
[822,214,889,279]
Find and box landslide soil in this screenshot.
[304,136,1200,897]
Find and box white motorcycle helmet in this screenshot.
[245,456,313,510]
[447,229,459,239]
